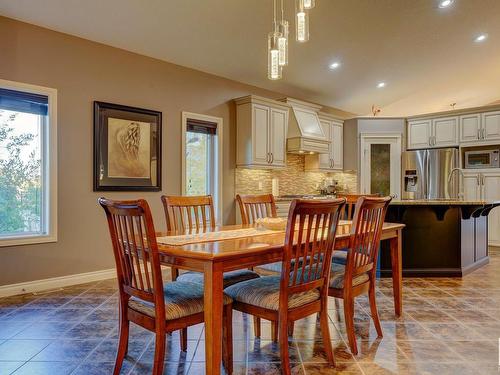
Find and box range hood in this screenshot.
[278,98,329,154]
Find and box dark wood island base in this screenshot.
[379,201,498,278]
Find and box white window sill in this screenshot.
[0,234,57,248]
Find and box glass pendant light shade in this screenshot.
[295,2,309,43]
[277,20,289,66]
[303,0,315,9]
[268,31,282,80]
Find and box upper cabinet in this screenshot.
[407,117,458,149]
[304,114,344,171]
[460,111,500,144]
[235,95,289,169]
[482,111,500,141]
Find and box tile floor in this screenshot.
[0,249,499,374]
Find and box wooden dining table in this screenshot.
[156,220,405,375]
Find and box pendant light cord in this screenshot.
[273,0,277,30]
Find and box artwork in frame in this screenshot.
[93,101,162,191]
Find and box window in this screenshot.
[182,112,222,223]
[0,80,57,246]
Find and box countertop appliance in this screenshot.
[464,149,500,169]
[402,148,459,200]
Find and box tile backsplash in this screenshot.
[235,154,357,197]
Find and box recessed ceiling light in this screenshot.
[329,61,341,70]
[474,33,488,43]
[438,0,454,8]
[377,82,386,88]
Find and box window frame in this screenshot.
[0,79,58,247]
[181,112,223,224]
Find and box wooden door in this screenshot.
[252,104,270,165]
[459,114,481,143]
[462,172,481,201]
[408,120,431,149]
[269,108,287,167]
[432,116,459,147]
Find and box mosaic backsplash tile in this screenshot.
[235,154,357,197]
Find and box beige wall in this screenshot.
[0,17,354,286]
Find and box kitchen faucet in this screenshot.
[447,167,464,200]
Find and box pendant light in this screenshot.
[277,0,289,66]
[296,0,309,43]
[303,0,315,9]
[268,0,283,80]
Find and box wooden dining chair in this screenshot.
[225,199,346,375]
[328,196,391,355]
[236,194,277,224]
[99,197,234,375]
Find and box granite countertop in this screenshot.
[390,199,491,206]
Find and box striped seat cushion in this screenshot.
[128,281,232,321]
[176,269,260,288]
[224,275,320,311]
[329,263,369,289]
[332,248,348,265]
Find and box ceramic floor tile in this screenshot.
[0,339,52,361]
[11,361,78,375]
[0,361,25,375]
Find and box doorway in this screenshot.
[360,134,402,198]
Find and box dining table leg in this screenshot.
[204,261,224,375]
[390,229,403,316]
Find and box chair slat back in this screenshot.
[336,194,379,220]
[99,198,164,314]
[280,199,345,298]
[346,196,392,278]
[161,195,215,232]
[236,194,277,225]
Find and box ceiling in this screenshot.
[1,0,499,116]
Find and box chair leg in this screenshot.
[253,316,261,338]
[287,322,294,337]
[180,328,188,352]
[222,304,233,375]
[271,321,278,343]
[343,296,358,355]
[113,316,129,375]
[278,318,291,375]
[319,307,335,367]
[171,267,179,281]
[369,281,383,338]
[152,331,166,375]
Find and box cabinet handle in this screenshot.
[482,128,486,139]
[270,152,274,164]
[477,129,480,140]
[429,137,432,147]
[267,152,270,163]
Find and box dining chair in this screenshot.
[99,197,234,375]
[328,196,391,355]
[236,193,277,224]
[333,193,379,266]
[225,198,346,374]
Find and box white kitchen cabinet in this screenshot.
[235,95,289,169]
[482,111,500,142]
[432,116,458,147]
[408,117,458,149]
[407,119,432,149]
[460,114,481,143]
[304,115,343,171]
[462,170,500,246]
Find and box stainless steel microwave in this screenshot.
[465,149,500,169]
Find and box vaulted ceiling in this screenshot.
[1,0,499,116]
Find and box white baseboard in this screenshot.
[0,268,116,298]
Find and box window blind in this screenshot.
[186,118,217,135]
[0,88,49,116]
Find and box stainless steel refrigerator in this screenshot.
[401,148,459,200]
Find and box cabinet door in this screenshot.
[408,120,431,149]
[331,122,343,169]
[252,104,270,165]
[318,120,332,169]
[459,114,481,143]
[269,108,287,167]
[481,172,500,245]
[482,111,500,141]
[433,116,458,147]
[462,173,480,201]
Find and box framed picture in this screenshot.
[93,101,162,191]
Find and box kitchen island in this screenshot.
[380,200,499,277]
